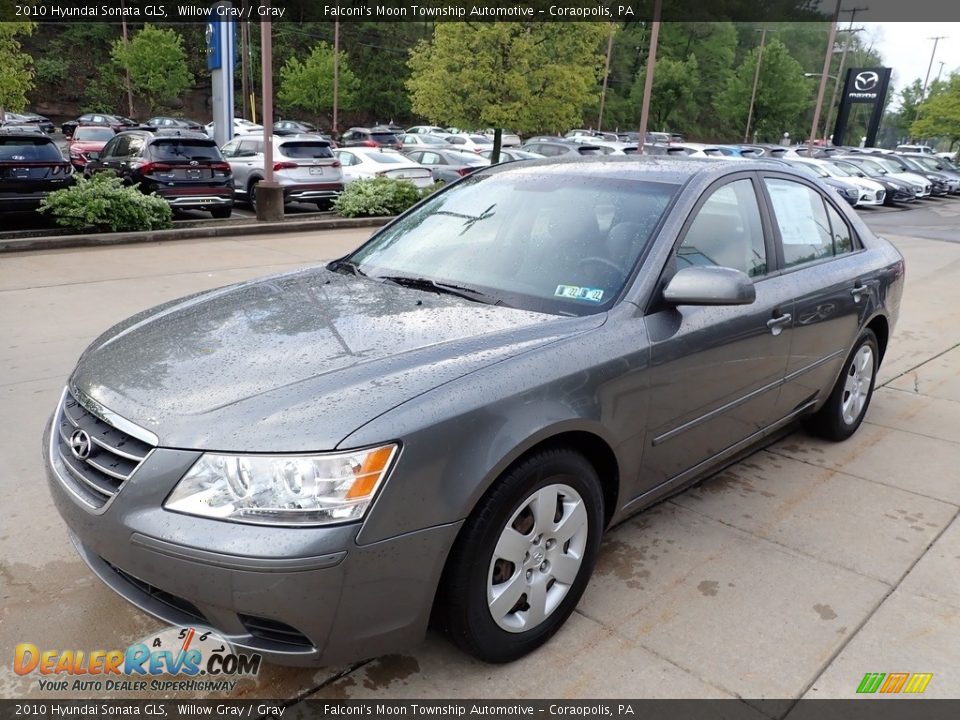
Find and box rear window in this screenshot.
[150,140,222,161]
[370,133,400,143]
[469,135,490,143]
[577,147,604,156]
[279,141,333,159]
[0,137,62,161]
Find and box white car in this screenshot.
[407,125,449,136]
[443,134,494,153]
[791,157,887,206]
[896,144,934,155]
[870,156,933,197]
[400,133,450,149]
[567,136,638,155]
[334,147,434,188]
[205,118,264,139]
[221,133,343,209]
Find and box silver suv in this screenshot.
[221,134,344,210]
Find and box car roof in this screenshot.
[0,126,52,136]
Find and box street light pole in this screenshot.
[916,35,947,123]
[121,0,134,118]
[824,7,867,144]
[637,0,662,154]
[598,24,615,130]
[808,0,842,156]
[744,25,769,144]
[333,21,340,135]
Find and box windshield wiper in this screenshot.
[375,275,502,305]
[328,258,367,277]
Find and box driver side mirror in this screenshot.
[663,266,756,306]
[86,151,100,161]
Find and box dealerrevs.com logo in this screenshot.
[14,627,261,693]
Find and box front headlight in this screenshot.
[164,444,398,526]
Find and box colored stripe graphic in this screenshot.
[903,673,934,694]
[879,673,909,693]
[857,673,885,693]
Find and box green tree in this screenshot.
[912,74,960,153]
[407,22,607,161]
[715,38,811,142]
[277,42,358,127]
[111,25,193,115]
[631,55,700,132]
[0,21,35,115]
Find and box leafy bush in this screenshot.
[333,177,425,218]
[39,174,173,232]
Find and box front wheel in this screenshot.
[804,329,879,441]
[439,449,604,663]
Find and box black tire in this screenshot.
[210,206,232,219]
[247,179,261,210]
[439,448,604,663]
[315,199,334,211]
[804,329,879,441]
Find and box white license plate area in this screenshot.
[309,166,324,176]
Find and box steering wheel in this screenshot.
[578,256,623,274]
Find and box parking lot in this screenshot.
[1,199,959,707]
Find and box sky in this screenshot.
[864,23,960,103]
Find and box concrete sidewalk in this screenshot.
[1,223,958,709]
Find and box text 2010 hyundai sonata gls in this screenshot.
[45,157,904,665]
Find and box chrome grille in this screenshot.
[55,391,153,508]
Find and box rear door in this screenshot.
[760,174,868,416]
[641,175,796,488]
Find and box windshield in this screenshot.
[911,156,943,172]
[73,127,115,142]
[363,151,408,164]
[341,169,678,315]
[791,161,828,178]
[821,162,850,177]
[876,157,909,174]
[832,160,862,176]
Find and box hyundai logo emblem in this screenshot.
[854,71,879,92]
[69,428,93,460]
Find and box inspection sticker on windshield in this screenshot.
[555,285,604,303]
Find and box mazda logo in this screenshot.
[69,429,93,460]
[854,71,879,92]
[189,160,199,166]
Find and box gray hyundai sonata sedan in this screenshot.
[45,157,904,666]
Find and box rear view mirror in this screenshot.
[663,266,756,306]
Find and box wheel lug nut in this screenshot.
[539,561,549,572]
[525,570,533,582]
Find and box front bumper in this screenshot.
[44,417,460,666]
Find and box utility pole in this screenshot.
[333,21,340,135]
[744,25,769,144]
[637,0,662,153]
[808,0,842,156]
[915,35,948,126]
[121,0,134,118]
[824,7,868,143]
[597,24,615,130]
[240,0,250,121]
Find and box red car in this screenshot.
[67,126,116,171]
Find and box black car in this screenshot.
[520,140,605,157]
[2,112,55,134]
[339,127,403,151]
[142,117,205,132]
[62,114,136,138]
[0,131,74,211]
[84,129,234,217]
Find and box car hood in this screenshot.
[70,266,601,452]
[69,141,107,152]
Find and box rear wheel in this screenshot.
[439,449,604,663]
[804,329,879,441]
[315,199,334,211]
[210,206,232,219]
[247,179,261,211]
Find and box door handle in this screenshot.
[767,313,792,336]
[851,284,870,303]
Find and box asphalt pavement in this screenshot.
[1,202,959,710]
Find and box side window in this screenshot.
[678,179,767,278]
[826,203,853,255]
[126,137,145,158]
[448,136,465,145]
[764,178,833,268]
[338,152,355,166]
[419,152,440,165]
[221,140,241,158]
[100,136,121,158]
[110,135,132,158]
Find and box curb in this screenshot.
[0,216,393,254]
